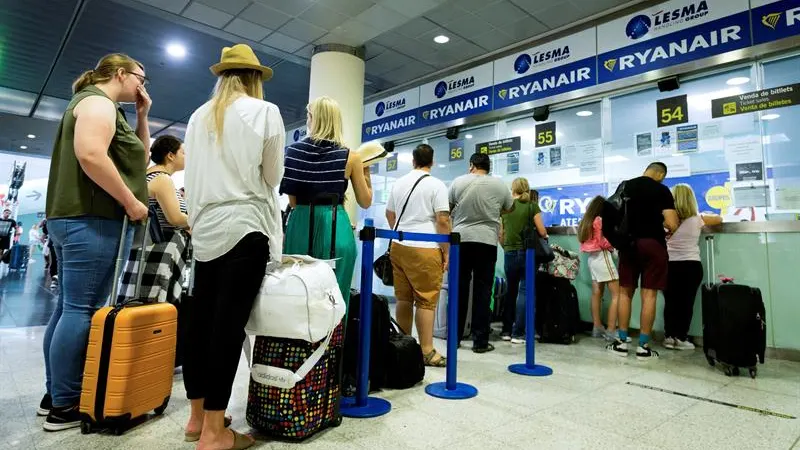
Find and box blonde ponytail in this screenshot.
[511,177,531,202]
[71,53,143,94]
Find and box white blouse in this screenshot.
[184,96,285,263]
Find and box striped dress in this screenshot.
[279,138,356,305]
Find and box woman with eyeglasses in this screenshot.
[40,53,151,431]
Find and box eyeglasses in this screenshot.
[127,71,150,86]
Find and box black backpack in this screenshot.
[535,273,580,345]
[343,290,390,394]
[384,317,425,389]
[602,180,634,251]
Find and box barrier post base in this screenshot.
[425,382,478,400]
[508,363,553,377]
[340,396,392,418]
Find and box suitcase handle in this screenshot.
[109,216,150,306]
[705,235,715,287]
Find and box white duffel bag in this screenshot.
[245,254,345,342]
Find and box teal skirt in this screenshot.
[284,205,356,306]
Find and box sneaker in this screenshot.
[636,345,660,361]
[591,326,606,338]
[673,338,695,351]
[611,331,632,343]
[500,332,512,341]
[510,337,525,344]
[607,340,628,357]
[37,393,52,417]
[43,405,81,431]
[664,337,676,349]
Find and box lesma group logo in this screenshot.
[434,76,475,99]
[375,102,386,117]
[292,129,307,142]
[375,98,407,117]
[513,45,572,75]
[625,0,710,40]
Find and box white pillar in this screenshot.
[308,45,366,229]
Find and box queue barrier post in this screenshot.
[508,246,553,377]
[341,218,392,418]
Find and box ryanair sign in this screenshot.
[493,28,597,109]
[598,0,751,83]
[419,63,494,127]
[752,0,800,45]
[361,87,421,141]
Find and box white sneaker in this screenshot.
[510,337,525,344]
[664,337,676,349]
[673,338,695,351]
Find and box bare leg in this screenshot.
[606,280,621,334]
[186,399,204,435]
[415,307,436,355]
[639,288,658,337]
[198,410,252,450]
[590,281,605,328]
[618,286,635,335]
[395,300,414,335]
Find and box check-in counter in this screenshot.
[544,222,800,353]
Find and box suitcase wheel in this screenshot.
[705,356,715,367]
[113,427,124,436]
[80,421,92,435]
[331,416,343,427]
[154,396,170,416]
[749,367,757,379]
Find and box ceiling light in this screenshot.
[576,110,593,117]
[726,76,750,86]
[438,164,446,168]
[27,134,36,139]
[20,145,27,150]
[433,35,450,44]
[166,42,187,59]
[761,113,780,120]
[465,134,473,139]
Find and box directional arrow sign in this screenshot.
[27,190,41,201]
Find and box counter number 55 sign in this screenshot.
[657,94,688,128]
[535,122,556,148]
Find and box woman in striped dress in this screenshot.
[280,96,372,302]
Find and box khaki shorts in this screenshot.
[390,242,444,310]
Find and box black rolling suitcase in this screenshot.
[343,290,390,395]
[701,236,766,378]
[246,194,344,440]
[535,272,579,344]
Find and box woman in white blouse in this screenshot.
[182,44,284,450]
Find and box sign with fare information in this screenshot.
[449,140,465,162]
[657,94,689,127]
[535,122,557,148]
[751,0,800,45]
[476,137,521,156]
[597,0,751,84]
[711,83,800,118]
[493,28,598,109]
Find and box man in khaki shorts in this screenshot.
[386,144,451,367]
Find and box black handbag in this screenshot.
[384,317,425,389]
[373,174,430,286]
[521,201,555,264]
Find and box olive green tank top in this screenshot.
[46,85,148,221]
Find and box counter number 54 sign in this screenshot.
[657,94,688,128]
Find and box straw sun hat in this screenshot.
[210,44,273,81]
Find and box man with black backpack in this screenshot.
[606,162,679,360]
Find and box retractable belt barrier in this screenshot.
[340,219,477,419]
[508,246,553,377]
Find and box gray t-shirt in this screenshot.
[448,174,514,246]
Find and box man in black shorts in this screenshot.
[608,163,679,360]
[0,209,17,263]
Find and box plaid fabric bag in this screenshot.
[117,231,190,304]
[246,323,344,440]
[545,244,580,280]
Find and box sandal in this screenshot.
[226,430,255,450]
[184,415,232,442]
[423,349,447,367]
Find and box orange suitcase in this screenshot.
[79,218,177,435]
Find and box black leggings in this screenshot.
[183,233,269,411]
[663,260,703,341]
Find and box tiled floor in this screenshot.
[2,262,799,449]
[2,323,799,450]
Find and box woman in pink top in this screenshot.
[664,184,722,350]
[578,196,621,341]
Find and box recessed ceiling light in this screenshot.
[20,145,27,150]
[27,134,36,139]
[433,35,450,44]
[726,77,750,86]
[465,134,473,139]
[576,110,593,117]
[438,164,446,168]
[762,113,780,120]
[166,42,187,59]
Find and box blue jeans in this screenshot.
[43,217,133,407]
[504,250,528,338]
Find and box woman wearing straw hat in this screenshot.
[182,44,284,450]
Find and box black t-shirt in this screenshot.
[0,218,17,249]
[624,176,675,243]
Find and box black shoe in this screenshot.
[607,339,629,357]
[472,343,495,354]
[500,332,512,341]
[43,405,81,432]
[636,344,660,361]
[37,393,52,417]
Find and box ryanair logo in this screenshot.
[498,89,508,100]
[365,126,372,135]
[604,59,618,72]
[422,111,430,119]
[762,12,782,30]
[363,114,417,137]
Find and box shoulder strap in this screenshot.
[393,174,430,232]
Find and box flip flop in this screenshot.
[184,415,232,442]
[226,430,255,450]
